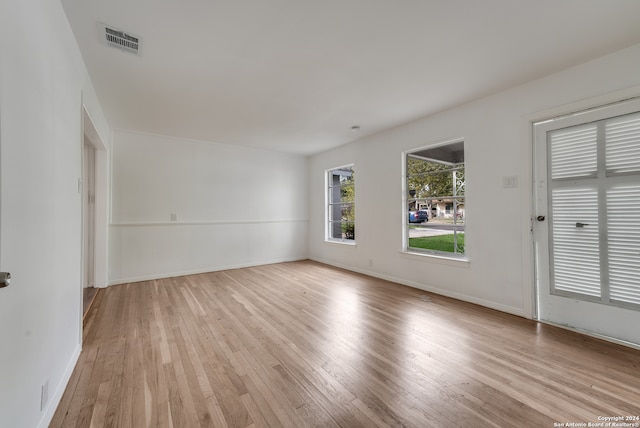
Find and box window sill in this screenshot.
[400,250,470,268]
[324,239,356,246]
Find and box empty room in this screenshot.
[2,1,640,427]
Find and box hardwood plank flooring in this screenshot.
[52,261,640,427]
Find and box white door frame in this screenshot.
[528,88,640,348]
[81,105,109,290]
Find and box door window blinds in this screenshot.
[548,110,640,309]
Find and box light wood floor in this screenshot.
[52,261,640,427]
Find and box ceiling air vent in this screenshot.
[99,23,141,55]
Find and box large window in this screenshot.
[327,165,355,242]
[405,141,465,256]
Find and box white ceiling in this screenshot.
[61,0,640,155]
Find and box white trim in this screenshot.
[404,137,466,155]
[108,256,307,285]
[83,108,108,151]
[402,137,466,259]
[325,162,356,173]
[399,250,469,267]
[324,239,357,246]
[82,103,110,289]
[539,320,640,350]
[325,163,356,243]
[311,257,525,317]
[527,86,640,125]
[79,93,85,348]
[112,127,301,156]
[110,219,309,227]
[109,132,114,226]
[520,114,535,319]
[38,344,82,428]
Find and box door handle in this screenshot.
[575,222,589,228]
[537,215,545,221]
[0,272,11,288]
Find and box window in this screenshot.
[327,165,355,242]
[405,141,465,256]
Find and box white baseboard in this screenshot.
[38,344,82,428]
[108,256,308,286]
[539,319,640,350]
[310,256,527,318]
[110,255,526,317]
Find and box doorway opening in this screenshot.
[80,106,107,322]
[82,138,97,318]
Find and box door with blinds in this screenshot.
[534,98,640,345]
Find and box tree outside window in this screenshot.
[406,142,465,255]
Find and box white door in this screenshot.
[533,98,640,346]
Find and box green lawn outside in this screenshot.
[409,233,465,253]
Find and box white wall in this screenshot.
[109,130,308,283]
[0,0,110,427]
[309,44,640,334]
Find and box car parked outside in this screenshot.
[409,210,429,223]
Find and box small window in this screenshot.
[406,141,465,256]
[327,165,355,242]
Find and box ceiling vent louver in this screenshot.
[99,23,141,55]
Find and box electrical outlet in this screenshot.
[503,176,518,188]
[41,379,49,411]
[170,213,177,221]
[368,259,373,268]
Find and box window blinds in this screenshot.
[607,185,640,305]
[548,110,640,309]
[550,187,601,297]
[605,112,640,175]
[550,124,597,180]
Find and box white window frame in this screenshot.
[403,140,466,260]
[325,164,355,244]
